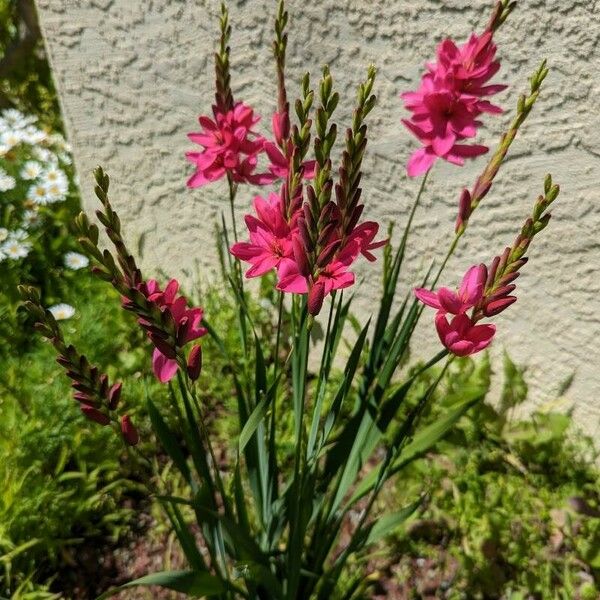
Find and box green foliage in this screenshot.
[0,275,160,598]
[385,354,600,600]
[0,108,80,355]
[0,0,62,131]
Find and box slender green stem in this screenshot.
[430,230,463,289]
[227,174,240,243]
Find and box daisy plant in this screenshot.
[22,1,564,598]
[0,108,85,353]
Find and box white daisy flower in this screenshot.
[27,183,51,205]
[0,171,16,192]
[0,130,23,150]
[9,229,28,242]
[21,125,47,144]
[64,252,89,270]
[48,303,76,321]
[41,166,68,191]
[32,147,55,163]
[58,152,72,165]
[23,210,41,227]
[0,228,9,242]
[44,182,68,203]
[20,160,43,180]
[1,239,31,259]
[1,109,35,129]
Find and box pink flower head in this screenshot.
[401,29,505,177]
[186,102,271,187]
[230,192,295,278]
[414,264,487,315]
[433,32,506,101]
[435,312,495,356]
[129,278,207,383]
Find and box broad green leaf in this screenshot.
[95,570,224,600]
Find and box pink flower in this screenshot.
[435,312,495,356]
[414,264,487,315]
[401,29,505,177]
[128,278,207,383]
[186,102,270,187]
[230,193,295,278]
[432,32,506,102]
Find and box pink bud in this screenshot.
[149,333,177,359]
[455,189,471,233]
[483,296,517,317]
[80,404,111,426]
[187,345,203,381]
[73,391,94,404]
[308,281,326,316]
[486,283,517,303]
[292,235,311,278]
[107,381,122,410]
[121,415,140,446]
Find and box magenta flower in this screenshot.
[127,278,207,383]
[414,264,487,315]
[401,29,505,177]
[432,32,506,103]
[186,102,270,187]
[230,192,295,278]
[435,312,496,357]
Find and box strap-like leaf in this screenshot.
[95,570,225,600]
[147,398,192,486]
[364,497,422,546]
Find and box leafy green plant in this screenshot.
[0,277,158,598]
[0,107,82,354]
[0,0,62,131]
[384,355,600,600]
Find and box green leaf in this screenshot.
[147,397,192,486]
[239,393,269,453]
[95,571,225,600]
[397,383,485,466]
[364,498,422,546]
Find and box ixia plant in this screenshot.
[21,1,563,597]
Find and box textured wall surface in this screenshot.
[36,0,600,436]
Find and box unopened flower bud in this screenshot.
[73,391,94,404]
[483,296,517,317]
[308,281,326,316]
[187,344,203,381]
[80,404,111,426]
[292,236,311,278]
[149,334,177,359]
[455,189,472,233]
[107,381,122,410]
[121,415,139,446]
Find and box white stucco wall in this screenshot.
[35,0,600,437]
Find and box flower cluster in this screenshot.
[401,30,506,176]
[76,167,206,384]
[416,175,560,356]
[122,278,206,383]
[232,67,385,315]
[186,102,274,187]
[19,285,139,446]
